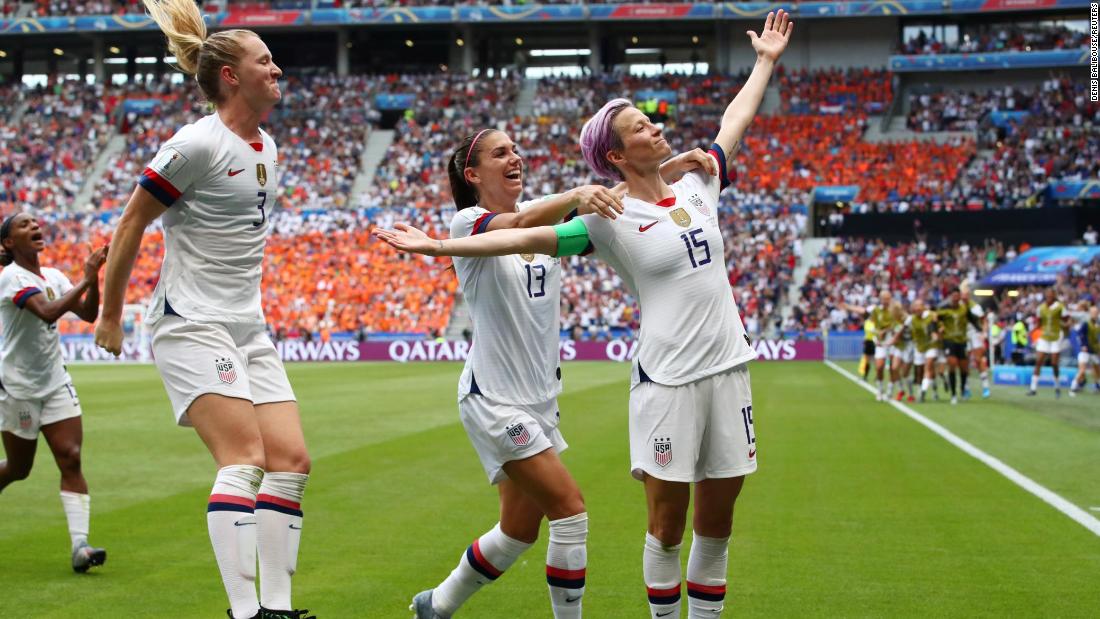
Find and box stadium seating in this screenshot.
[900,23,1090,55]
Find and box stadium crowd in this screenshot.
[900,23,1090,55]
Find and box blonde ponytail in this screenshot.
[142,0,256,104]
[142,0,206,75]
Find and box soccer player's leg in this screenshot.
[689,365,756,618]
[246,325,310,617]
[873,347,889,401]
[254,401,310,615]
[631,379,700,619]
[40,402,106,573]
[1071,352,1087,395]
[0,395,39,493]
[1030,349,1045,395]
[502,448,587,619]
[1051,352,1062,398]
[958,345,971,400]
[191,395,267,619]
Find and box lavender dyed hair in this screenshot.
[580,98,633,181]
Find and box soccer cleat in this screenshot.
[1026,390,1037,396]
[896,391,905,401]
[410,590,448,619]
[919,391,926,403]
[875,393,883,402]
[1055,388,1061,399]
[962,389,972,401]
[982,387,991,399]
[907,394,916,403]
[71,542,106,573]
[261,609,316,619]
[950,396,958,405]
[1068,388,1077,397]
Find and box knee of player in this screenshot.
[285,451,311,475]
[693,510,734,538]
[54,443,83,473]
[649,514,688,545]
[7,461,33,481]
[267,448,310,474]
[550,492,586,521]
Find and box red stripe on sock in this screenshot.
[687,581,726,595]
[547,565,586,579]
[208,493,255,508]
[256,493,301,510]
[647,585,681,596]
[470,539,502,578]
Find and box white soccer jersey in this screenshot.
[452,200,563,405]
[578,164,756,387]
[138,113,279,326]
[0,264,74,400]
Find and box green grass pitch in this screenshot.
[2,361,1098,617]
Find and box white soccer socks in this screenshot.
[1030,374,1040,391]
[59,490,91,551]
[207,465,264,619]
[433,522,533,616]
[686,533,729,618]
[644,532,683,619]
[257,472,308,611]
[546,512,588,618]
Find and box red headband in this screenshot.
[463,129,490,183]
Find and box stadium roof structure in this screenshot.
[981,246,1100,287]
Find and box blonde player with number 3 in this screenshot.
[377,12,792,618]
[94,1,311,618]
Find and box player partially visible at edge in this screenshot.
[378,11,792,618]
[1069,304,1100,396]
[94,1,312,618]
[0,213,108,573]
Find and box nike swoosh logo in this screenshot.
[748,449,756,458]
[656,612,675,617]
[639,220,659,232]
[289,524,302,530]
[228,168,245,176]
[565,596,582,603]
[233,521,255,527]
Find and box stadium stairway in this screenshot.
[5,99,28,125]
[515,78,537,117]
[73,131,123,211]
[781,236,831,324]
[352,127,392,196]
[444,296,472,340]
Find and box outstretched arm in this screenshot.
[713,10,793,160]
[375,222,562,258]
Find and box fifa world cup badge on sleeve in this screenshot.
[215,358,238,384]
[670,208,692,228]
[256,163,268,187]
[506,423,531,447]
[654,437,673,467]
[152,147,189,180]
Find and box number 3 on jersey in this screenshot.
[680,227,711,268]
[525,264,546,298]
[253,191,267,228]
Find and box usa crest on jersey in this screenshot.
[215,357,237,384]
[653,437,672,467]
[507,422,531,447]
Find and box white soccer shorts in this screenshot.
[459,394,567,485]
[628,364,757,483]
[1078,351,1100,366]
[0,382,82,441]
[874,345,897,361]
[151,316,296,426]
[894,344,915,365]
[1035,338,1064,355]
[922,347,940,362]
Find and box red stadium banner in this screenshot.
[607,4,696,19]
[979,0,1057,9]
[221,9,303,27]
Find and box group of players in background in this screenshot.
[855,286,1100,404]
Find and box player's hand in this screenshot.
[568,185,624,220]
[747,10,792,62]
[373,223,442,256]
[84,244,109,283]
[660,148,719,183]
[94,319,124,356]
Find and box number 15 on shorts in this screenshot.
[741,405,755,445]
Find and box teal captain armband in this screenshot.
[553,217,591,257]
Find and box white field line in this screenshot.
[824,360,1100,538]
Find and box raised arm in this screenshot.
[484,185,623,231]
[94,186,167,355]
[73,245,108,323]
[22,248,104,325]
[712,10,793,160]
